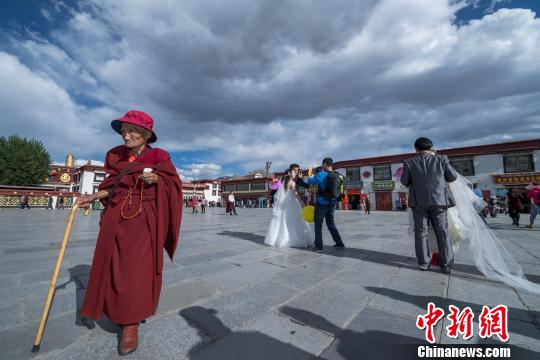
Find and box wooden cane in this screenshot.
[31,204,91,352]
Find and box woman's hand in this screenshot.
[139,172,158,184]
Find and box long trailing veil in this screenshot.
[408,175,540,294]
[448,174,540,295]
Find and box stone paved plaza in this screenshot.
[0,208,539,360]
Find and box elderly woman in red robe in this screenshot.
[76,110,182,356]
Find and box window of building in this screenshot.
[212,190,217,196]
[503,153,535,173]
[373,165,392,181]
[450,158,475,176]
[236,183,249,191]
[251,182,266,191]
[223,184,236,192]
[346,168,361,183]
[93,186,99,193]
[94,173,106,182]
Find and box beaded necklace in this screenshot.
[120,147,146,220]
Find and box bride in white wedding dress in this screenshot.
[264,165,312,249]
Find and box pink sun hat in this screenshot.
[111,110,157,143]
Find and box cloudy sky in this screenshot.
[1,0,539,179]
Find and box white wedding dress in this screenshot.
[409,174,540,295]
[264,181,312,248]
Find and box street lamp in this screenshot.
[265,161,272,177]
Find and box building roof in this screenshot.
[220,176,271,184]
[191,179,221,184]
[78,164,106,172]
[335,138,540,168]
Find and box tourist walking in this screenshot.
[227,192,237,215]
[201,198,207,213]
[46,195,54,210]
[191,197,199,213]
[400,137,457,273]
[364,196,371,215]
[57,196,65,209]
[507,189,522,226]
[19,194,30,209]
[296,157,345,252]
[75,110,183,356]
[526,183,540,228]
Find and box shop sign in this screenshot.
[372,180,395,191]
[492,173,540,185]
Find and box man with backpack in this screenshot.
[297,157,345,253]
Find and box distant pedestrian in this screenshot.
[57,196,65,209]
[507,189,522,226]
[46,195,54,209]
[201,198,207,214]
[364,196,371,215]
[228,192,237,215]
[20,194,30,209]
[526,183,540,228]
[191,197,199,213]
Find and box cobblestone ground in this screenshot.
[0,207,539,360]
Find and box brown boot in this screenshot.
[118,324,138,356]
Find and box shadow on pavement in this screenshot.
[364,286,540,340]
[65,265,120,334]
[180,306,314,359]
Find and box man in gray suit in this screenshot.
[400,137,458,273]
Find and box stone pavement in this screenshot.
[0,207,539,360]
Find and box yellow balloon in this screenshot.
[302,205,315,223]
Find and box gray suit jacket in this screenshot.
[400,153,458,209]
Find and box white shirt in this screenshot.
[228,195,235,202]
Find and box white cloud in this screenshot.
[179,163,222,180]
[1,0,540,177]
[0,52,118,160]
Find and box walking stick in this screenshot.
[31,204,91,353]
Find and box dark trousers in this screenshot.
[412,206,454,268]
[508,209,520,225]
[20,203,30,209]
[314,202,343,250]
[201,205,206,213]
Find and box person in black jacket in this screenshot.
[400,137,457,273]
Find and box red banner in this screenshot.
[492,173,540,185]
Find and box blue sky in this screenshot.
[1,0,539,180]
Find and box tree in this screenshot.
[0,135,52,186]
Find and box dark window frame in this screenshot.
[346,168,361,183]
[250,182,266,191]
[503,153,535,173]
[236,183,250,191]
[373,165,392,181]
[223,184,236,192]
[449,158,475,176]
[94,173,106,182]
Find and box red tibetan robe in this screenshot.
[80,145,182,324]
